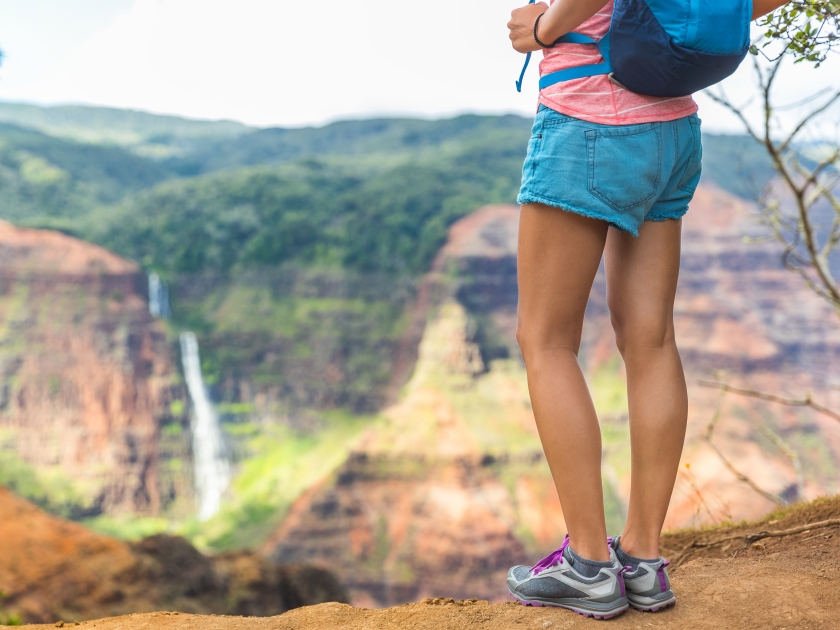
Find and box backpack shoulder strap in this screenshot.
[515,0,537,93]
[515,0,613,93]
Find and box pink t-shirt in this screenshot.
[538,0,698,125]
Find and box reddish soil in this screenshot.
[21,496,840,629]
[0,487,347,624]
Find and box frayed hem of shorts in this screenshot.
[517,193,639,236]
[646,206,689,223]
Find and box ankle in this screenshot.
[617,533,660,561]
[566,545,613,578]
[569,538,610,563]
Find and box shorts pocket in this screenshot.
[586,125,662,212]
[677,117,703,192]
[541,107,576,128]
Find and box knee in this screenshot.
[609,309,674,356]
[516,314,581,361]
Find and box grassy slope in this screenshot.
[0,440,91,520]
[192,410,373,550]
[83,409,374,551]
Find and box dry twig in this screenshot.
[698,378,840,507]
[699,380,840,425]
[670,518,840,569]
[701,389,787,507]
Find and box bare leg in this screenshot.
[604,219,687,560]
[516,203,611,562]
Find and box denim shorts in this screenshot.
[517,105,703,236]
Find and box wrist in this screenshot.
[534,12,559,48]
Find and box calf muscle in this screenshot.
[517,203,611,561]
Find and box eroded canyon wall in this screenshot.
[0,221,189,516]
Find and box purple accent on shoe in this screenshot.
[657,560,670,593]
[531,534,570,575]
[618,566,630,597]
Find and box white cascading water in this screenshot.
[148,272,171,319]
[179,331,230,521]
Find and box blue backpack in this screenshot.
[516,0,752,97]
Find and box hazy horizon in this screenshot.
[2,0,838,135]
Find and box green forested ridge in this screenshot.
[2,101,773,244]
[0,101,250,155]
[167,114,533,175]
[85,127,527,277]
[0,123,174,221]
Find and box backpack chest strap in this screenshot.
[515,2,613,93]
[538,31,613,90]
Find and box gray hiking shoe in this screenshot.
[609,535,676,612]
[507,535,629,619]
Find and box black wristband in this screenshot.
[534,13,556,49]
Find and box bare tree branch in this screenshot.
[757,425,805,501]
[705,90,762,143]
[743,518,840,545]
[699,380,840,424]
[701,390,787,507]
[779,90,840,153]
[710,54,840,315]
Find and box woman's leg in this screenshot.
[604,219,687,560]
[516,202,611,562]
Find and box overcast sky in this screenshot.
[1,0,838,133]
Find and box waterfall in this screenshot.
[148,272,171,319]
[179,332,230,521]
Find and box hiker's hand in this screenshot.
[508,2,549,53]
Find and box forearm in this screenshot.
[537,0,609,43]
[509,0,791,55]
[752,0,791,20]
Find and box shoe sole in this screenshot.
[628,594,676,613]
[508,588,629,620]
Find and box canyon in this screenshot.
[0,182,838,612]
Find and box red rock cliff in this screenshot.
[0,221,184,515]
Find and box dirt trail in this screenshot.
[26,502,840,630]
